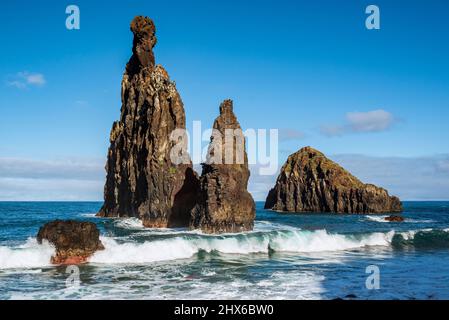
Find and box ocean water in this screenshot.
[1,201,449,300]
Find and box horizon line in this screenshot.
[1,200,449,203]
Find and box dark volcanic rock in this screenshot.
[385,215,405,222]
[129,16,156,71]
[37,220,104,265]
[265,146,402,214]
[98,16,199,227]
[190,100,256,233]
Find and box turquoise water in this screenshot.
[1,201,449,300]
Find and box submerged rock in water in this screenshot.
[37,220,104,265]
[265,146,402,214]
[98,16,199,227]
[385,215,405,222]
[190,99,256,233]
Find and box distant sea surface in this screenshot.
[1,201,449,300]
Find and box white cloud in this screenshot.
[320,109,396,137]
[248,164,279,201]
[331,154,449,201]
[1,154,449,201]
[0,158,104,180]
[347,110,394,132]
[7,71,46,89]
[0,157,105,201]
[0,178,103,201]
[24,73,46,86]
[7,80,27,89]
[437,159,449,173]
[249,153,449,201]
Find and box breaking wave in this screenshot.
[2,228,449,269]
[87,227,449,264]
[0,238,54,269]
[392,229,449,249]
[91,229,395,264]
[365,215,435,223]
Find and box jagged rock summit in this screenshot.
[98,16,199,227]
[265,146,402,214]
[190,99,256,233]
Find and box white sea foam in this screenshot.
[365,215,389,223]
[114,218,202,236]
[8,267,326,300]
[365,215,435,223]
[398,230,417,240]
[80,213,97,218]
[90,229,396,265]
[0,238,54,269]
[253,220,300,232]
[2,228,444,269]
[90,237,199,264]
[114,218,146,230]
[91,234,270,264]
[115,217,298,234]
[269,230,395,253]
[396,228,439,240]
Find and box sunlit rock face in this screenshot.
[265,146,402,214]
[190,99,256,233]
[98,16,199,227]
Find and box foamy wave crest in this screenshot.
[113,218,202,236]
[114,218,146,230]
[90,229,396,265]
[365,215,435,223]
[365,215,389,223]
[90,237,200,263]
[269,230,394,252]
[392,228,449,248]
[91,234,269,264]
[4,229,443,268]
[80,213,97,218]
[0,238,54,269]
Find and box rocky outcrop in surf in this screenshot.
[190,100,256,233]
[98,16,199,227]
[37,220,104,265]
[265,146,402,214]
[385,215,405,222]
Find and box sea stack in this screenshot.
[37,220,104,265]
[265,146,402,214]
[98,16,199,227]
[190,100,256,233]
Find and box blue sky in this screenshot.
[1,0,449,200]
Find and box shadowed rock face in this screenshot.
[190,100,256,233]
[129,16,156,71]
[265,147,402,214]
[98,16,199,227]
[37,220,104,265]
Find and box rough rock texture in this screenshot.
[37,220,104,265]
[98,16,199,227]
[385,215,405,222]
[190,100,256,233]
[265,146,402,214]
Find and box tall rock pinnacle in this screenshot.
[98,16,199,227]
[190,99,256,233]
[129,16,157,71]
[265,146,402,214]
